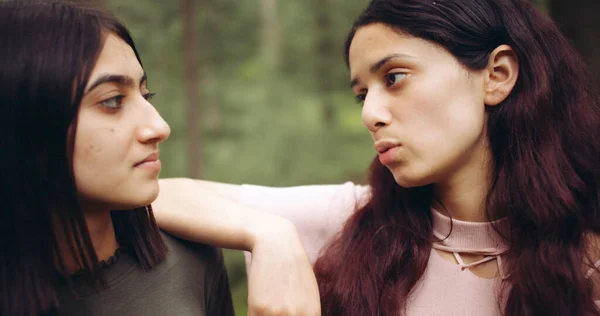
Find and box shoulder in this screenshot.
[160,232,226,282]
[56,234,231,316]
[160,232,233,311]
[162,231,223,262]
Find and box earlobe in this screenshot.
[484,45,519,106]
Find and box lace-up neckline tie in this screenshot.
[431,208,510,279]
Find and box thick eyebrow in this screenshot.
[350,53,413,88]
[85,72,147,94]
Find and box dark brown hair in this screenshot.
[314,0,600,315]
[0,2,167,315]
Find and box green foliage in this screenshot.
[101,0,600,313]
[108,0,369,313]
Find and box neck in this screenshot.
[433,181,488,222]
[84,209,119,262]
[433,145,494,222]
[57,206,118,273]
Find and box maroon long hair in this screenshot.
[313,0,600,315]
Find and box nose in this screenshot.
[137,99,171,144]
[361,90,392,133]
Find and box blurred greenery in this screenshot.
[107,0,371,313]
[103,0,598,314]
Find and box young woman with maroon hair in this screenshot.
[155,0,600,315]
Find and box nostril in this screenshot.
[375,121,385,127]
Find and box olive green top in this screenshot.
[56,232,234,316]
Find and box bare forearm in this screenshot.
[154,178,320,315]
[153,177,295,252]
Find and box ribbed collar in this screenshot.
[432,208,509,255]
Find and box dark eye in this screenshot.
[100,95,124,109]
[386,73,407,86]
[355,94,366,104]
[143,92,156,101]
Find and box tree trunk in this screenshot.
[182,0,202,178]
[202,63,222,131]
[199,2,222,131]
[549,0,600,86]
[261,0,280,76]
[313,0,335,126]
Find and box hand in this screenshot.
[247,219,321,316]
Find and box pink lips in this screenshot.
[135,152,161,172]
[374,141,400,165]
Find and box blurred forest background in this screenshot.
[96,0,599,313]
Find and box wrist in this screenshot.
[247,213,298,252]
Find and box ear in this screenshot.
[484,45,519,106]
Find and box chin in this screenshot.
[116,199,156,210]
[117,188,159,209]
[137,190,160,206]
[389,167,432,188]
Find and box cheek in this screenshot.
[73,125,115,162]
[72,125,129,188]
[72,129,106,189]
[401,81,486,159]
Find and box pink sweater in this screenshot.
[240,182,598,315]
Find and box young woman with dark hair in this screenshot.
[154,0,600,315]
[1,1,322,315]
[0,2,238,315]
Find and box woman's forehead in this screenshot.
[86,33,144,89]
[348,24,449,78]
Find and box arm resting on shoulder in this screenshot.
[153,177,280,252]
[153,177,321,316]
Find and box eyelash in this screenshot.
[144,92,156,100]
[354,72,407,105]
[100,95,124,109]
[386,72,407,86]
[355,94,366,104]
[100,92,156,110]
